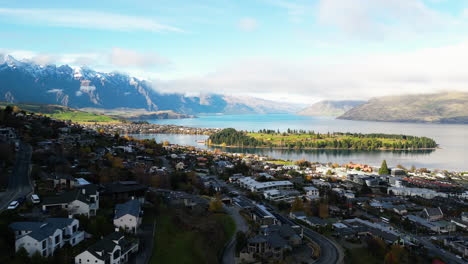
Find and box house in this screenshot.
[304,186,319,200]
[444,237,468,258]
[238,177,293,193]
[74,232,139,264]
[9,218,84,257]
[0,127,17,143]
[304,216,328,228]
[251,204,278,227]
[239,225,301,262]
[100,181,147,203]
[42,184,99,217]
[289,211,307,221]
[393,205,408,216]
[114,199,142,234]
[462,212,468,222]
[423,207,444,222]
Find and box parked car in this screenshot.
[31,194,40,204]
[7,201,19,210]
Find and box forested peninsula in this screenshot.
[207,128,437,150]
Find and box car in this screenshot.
[31,194,40,204]
[7,200,19,210]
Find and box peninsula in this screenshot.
[207,128,437,150]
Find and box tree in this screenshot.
[291,197,304,212]
[209,196,223,212]
[379,160,390,175]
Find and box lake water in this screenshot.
[135,114,468,171]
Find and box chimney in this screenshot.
[131,196,135,200]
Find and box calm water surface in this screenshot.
[134,114,468,171]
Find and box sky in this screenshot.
[1,0,468,104]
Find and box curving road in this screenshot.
[273,212,343,264]
[0,142,32,211]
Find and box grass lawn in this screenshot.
[347,247,382,264]
[213,213,236,240]
[149,211,235,264]
[266,160,295,165]
[150,214,206,264]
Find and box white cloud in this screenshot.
[109,48,171,68]
[152,40,468,104]
[0,8,183,33]
[238,17,258,32]
[316,0,454,39]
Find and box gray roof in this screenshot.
[424,207,443,217]
[42,184,97,205]
[115,199,141,219]
[9,218,75,242]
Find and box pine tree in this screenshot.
[379,160,390,175]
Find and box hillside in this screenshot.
[339,92,468,123]
[81,108,195,120]
[0,102,121,123]
[0,55,299,115]
[297,100,366,116]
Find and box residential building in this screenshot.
[9,218,84,257]
[74,232,139,264]
[423,207,444,222]
[238,177,293,193]
[114,199,142,234]
[42,184,99,217]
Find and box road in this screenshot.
[273,212,343,264]
[0,142,33,211]
[222,206,248,264]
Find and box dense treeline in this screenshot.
[208,128,263,147]
[209,128,437,150]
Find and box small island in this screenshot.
[207,128,437,150]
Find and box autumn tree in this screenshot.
[209,195,223,212]
[291,197,304,212]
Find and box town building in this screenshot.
[74,232,139,264]
[9,218,84,257]
[114,199,142,234]
[42,184,99,217]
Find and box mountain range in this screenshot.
[338,92,468,123]
[0,55,299,115]
[297,100,365,116]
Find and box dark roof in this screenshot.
[115,199,141,219]
[101,182,147,195]
[9,218,75,242]
[424,207,443,217]
[85,232,134,261]
[42,184,97,205]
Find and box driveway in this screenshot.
[222,205,248,264]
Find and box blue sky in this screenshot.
[1,0,468,103]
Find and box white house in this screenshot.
[304,186,319,200]
[9,218,84,257]
[113,199,142,234]
[74,232,139,264]
[42,184,99,217]
[238,177,293,193]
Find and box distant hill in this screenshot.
[81,108,195,120]
[0,102,120,123]
[297,100,366,116]
[0,55,299,115]
[338,92,468,123]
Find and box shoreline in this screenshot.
[206,143,437,151]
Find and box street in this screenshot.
[222,205,248,264]
[0,142,33,211]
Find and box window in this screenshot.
[79,259,81,264]
[42,240,47,249]
[55,234,60,244]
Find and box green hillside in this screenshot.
[0,102,121,123]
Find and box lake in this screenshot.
[134,114,468,171]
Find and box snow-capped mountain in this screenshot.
[0,55,299,114]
